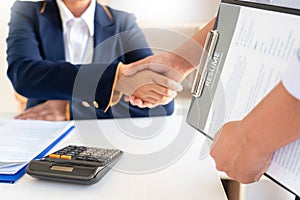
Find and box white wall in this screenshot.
[0,0,18,114]
[102,0,220,25]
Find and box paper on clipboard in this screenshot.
[187,1,300,196]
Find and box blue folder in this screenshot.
[0,125,74,184]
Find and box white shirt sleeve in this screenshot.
[282,48,300,100]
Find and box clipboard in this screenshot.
[186,0,300,196]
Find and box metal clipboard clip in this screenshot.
[191,30,219,98]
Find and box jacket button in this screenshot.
[82,101,90,108]
[93,100,99,108]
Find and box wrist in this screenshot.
[166,52,195,77]
[242,118,276,157]
[242,83,300,156]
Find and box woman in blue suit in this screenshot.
[7,0,179,120]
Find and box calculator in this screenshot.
[26,145,123,184]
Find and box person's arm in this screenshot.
[172,18,217,76]
[119,18,215,107]
[210,81,300,184]
[243,82,300,153]
[123,18,216,80]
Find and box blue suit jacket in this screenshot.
[7,0,174,119]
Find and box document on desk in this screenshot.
[201,5,300,196]
[0,120,74,176]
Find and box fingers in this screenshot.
[136,90,164,105]
[210,121,274,184]
[17,113,66,121]
[129,83,175,108]
[116,69,182,98]
[15,113,66,121]
[130,99,156,109]
[123,83,176,108]
[149,84,177,98]
[128,96,144,107]
[152,73,183,92]
[123,95,154,108]
[123,95,130,102]
[15,110,66,121]
[14,100,67,121]
[15,105,47,119]
[138,84,175,103]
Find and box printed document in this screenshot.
[0,120,74,174]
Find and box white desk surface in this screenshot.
[0,115,227,200]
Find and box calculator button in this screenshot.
[46,145,122,167]
[86,157,97,162]
[49,154,60,159]
[61,155,72,160]
[75,156,84,160]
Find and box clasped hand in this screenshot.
[115,62,183,108]
[118,53,191,108]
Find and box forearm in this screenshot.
[7,60,78,100]
[8,59,118,111]
[172,18,216,76]
[243,82,300,155]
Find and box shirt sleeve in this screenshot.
[282,48,300,100]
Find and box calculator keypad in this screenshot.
[47,145,122,165]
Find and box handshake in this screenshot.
[115,52,194,108]
[15,52,195,120]
[116,63,182,109]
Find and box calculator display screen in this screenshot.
[51,166,73,172]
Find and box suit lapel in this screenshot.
[39,0,65,61]
[93,4,116,63]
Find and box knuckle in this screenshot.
[161,79,171,86]
[215,165,224,172]
[157,95,164,101]
[166,80,173,87]
[162,88,169,96]
[170,91,177,97]
[151,99,159,104]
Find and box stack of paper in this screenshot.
[0,120,74,183]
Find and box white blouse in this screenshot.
[56,0,95,65]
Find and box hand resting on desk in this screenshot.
[15,100,68,121]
